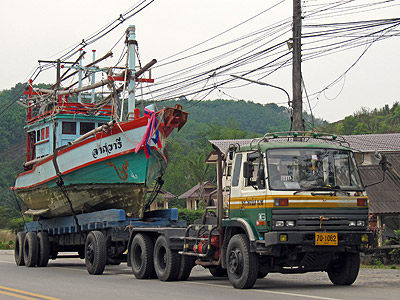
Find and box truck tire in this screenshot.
[37,232,50,267]
[24,232,39,267]
[327,252,360,285]
[153,235,179,281]
[226,234,258,289]
[177,255,195,281]
[209,265,227,277]
[130,233,154,279]
[14,232,26,266]
[85,231,106,275]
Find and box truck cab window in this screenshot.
[232,154,242,187]
[245,153,265,189]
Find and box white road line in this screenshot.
[185,281,343,300]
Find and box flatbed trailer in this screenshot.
[14,208,188,276]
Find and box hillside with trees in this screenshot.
[318,103,400,135]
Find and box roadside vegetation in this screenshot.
[0,229,15,250]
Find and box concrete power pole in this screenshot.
[292,0,303,132]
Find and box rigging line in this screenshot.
[156,18,291,69]
[154,26,292,83]
[144,41,289,97]
[305,1,399,20]
[301,75,315,130]
[58,0,155,62]
[308,24,397,98]
[158,0,286,63]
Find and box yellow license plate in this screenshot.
[315,232,338,246]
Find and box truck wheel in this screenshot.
[226,234,258,289]
[177,255,195,281]
[37,232,50,267]
[14,232,26,266]
[327,252,360,285]
[130,233,154,279]
[24,232,39,267]
[153,235,179,281]
[85,231,106,275]
[209,265,227,277]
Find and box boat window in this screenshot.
[80,122,95,135]
[62,122,76,134]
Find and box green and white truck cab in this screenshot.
[214,132,372,288]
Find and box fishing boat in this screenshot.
[12,26,187,218]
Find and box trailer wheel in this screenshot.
[130,233,154,279]
[226,234,258,289]
[37,232,50,267]
[14,232,26,266]
[154,235,179,281]
[177,255,195,281]
[85,231,106,275]
[327,252,360,285]
[209,265,227,277]
[24,232,39,267]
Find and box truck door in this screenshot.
[230,152,267,231]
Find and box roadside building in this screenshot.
[178,181,216,210]
[149,189,176,211]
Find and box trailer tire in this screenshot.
[327,252,360,285]
[130,233,154,279]
[24,232,39,267]
[226,234,258,289]
[209,265,227,277]
[85,231,106,275]
[177,255,195,281]
[14,232,26,266]
[37,232,50,267]
[154,235,179,281]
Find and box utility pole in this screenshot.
[292,0,303,131]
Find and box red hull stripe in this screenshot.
[18,118,154,178]
[13,146,161,191]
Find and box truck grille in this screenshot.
[271,209,368,231]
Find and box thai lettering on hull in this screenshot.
[92,137,122,159]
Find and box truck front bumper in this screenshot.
[263,231,372,248]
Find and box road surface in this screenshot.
[0,250,399,300]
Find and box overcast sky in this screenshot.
[1,0,399,122]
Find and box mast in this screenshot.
[127,25,137,119]
[292,0,303,131]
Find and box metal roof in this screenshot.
[178,181,216,199]
[210,133,400,154]
[359,153,400,214]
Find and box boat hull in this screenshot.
[14,118,167,218]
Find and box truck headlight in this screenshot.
[349,221,356,226]
[275,221,285,227]
[357,220,365,227]
[286,220,295,227]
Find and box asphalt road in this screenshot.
[0,250,399,300]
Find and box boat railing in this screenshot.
[27,102,112,124]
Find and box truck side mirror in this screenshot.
[243,161,254,179]
[229,150,234,161]
[380,155,387,172]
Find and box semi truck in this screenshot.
[14,132,374,289]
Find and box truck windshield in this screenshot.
[266,148,363,191]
